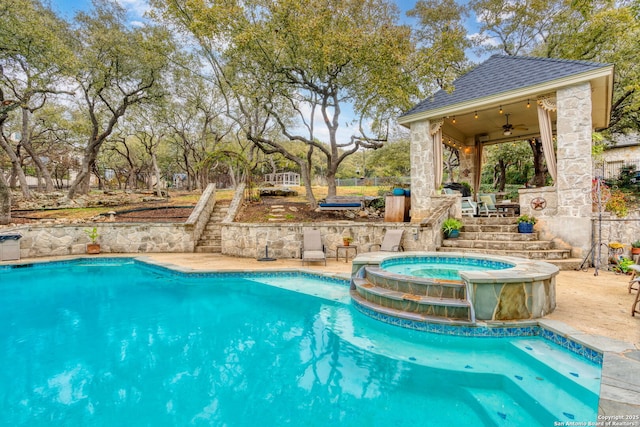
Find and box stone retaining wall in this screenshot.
[221,222,438,260]
[11,222,194,258]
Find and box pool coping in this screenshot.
[2,255,639,417]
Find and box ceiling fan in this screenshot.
[501,113,528,136]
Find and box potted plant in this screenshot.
[517,214,536,233]
[342,236,353,246]
[85,227,100,254]
[631,240,640,256]
[442,217,463,239]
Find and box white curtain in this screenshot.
[474,139,483,197]
[430,119,444,190]
[537,95,557,183]
[433,130,443,189]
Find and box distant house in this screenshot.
[601,132,640,180]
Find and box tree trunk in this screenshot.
[530,138,547,187]
[151,152,162,197]
[497,159,507,191]
[299,163,316,208]
[20,107,54,192]
[0,171,10,225]
[68,154,93,199]
[0,137,31,199]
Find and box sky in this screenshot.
[50,0,149,21]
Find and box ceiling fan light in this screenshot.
[503,130,512,136]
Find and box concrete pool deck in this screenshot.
[5,252,640,418]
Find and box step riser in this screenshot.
[351,291,475,325]
[437,247,570,260]
[195,246,221,253]
[463,225,522,233]
[442,240,553,250]
[355,287,471,321]
[365,269,466,299]
[459,232,538,241]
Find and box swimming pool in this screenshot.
[0,258,599,426]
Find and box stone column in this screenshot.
[556,83,593,218]
[548,82,593,255]
[409,119,434,222]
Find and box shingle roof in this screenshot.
[401,55,611,118]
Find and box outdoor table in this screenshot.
[336,245,357,263]
[496,202,520,216]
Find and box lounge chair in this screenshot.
[478,194,502,217]
[368,229,404,252]
[301,229,326,265]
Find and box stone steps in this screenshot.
[194,202,230,253]
[438,216,579,268]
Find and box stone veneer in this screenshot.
[352,251,559,321]
[10,223,195,258]
[220,223,438,259]
[409,119,433,222]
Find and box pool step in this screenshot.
[364,266,466,299]
[350,288,474,325]
[351,266,474,323]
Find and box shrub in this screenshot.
[442,217,463,233]
[517,214,536,225]
[605,190,628,217]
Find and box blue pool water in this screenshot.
[0,259,599,426]
[380,256,514,280]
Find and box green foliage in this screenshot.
[618,257,635,274]
[442,217,463,233]
[631,240,640,249]
[605,190,629,217]
[517,214,537,225]
[482,141,533,189]
[363,140,411,178]
[85,227,99,243]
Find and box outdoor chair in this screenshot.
[301,229,326,266]
[478,194,502,217]
[461,197,477,217]
[368,229,404,252]
[629,264,640,293]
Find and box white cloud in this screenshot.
[117,0,150,17]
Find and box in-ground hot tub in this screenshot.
[352,252,559,321]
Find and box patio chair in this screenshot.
[301,229,326,266]
[478,194,502,217]
[461,197,477,217]
[368,229,404,252]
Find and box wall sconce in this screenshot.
[463,146,473,155]
[527,99,531,108]
[499,105,503,114]
[474,111,478,119]
[452,116,456,124]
